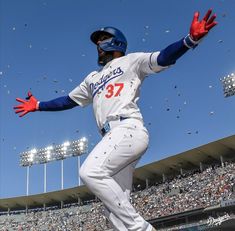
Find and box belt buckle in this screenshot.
[101,121,111,136]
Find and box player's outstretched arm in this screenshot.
[14,91,78,117]
[157,9,217,67]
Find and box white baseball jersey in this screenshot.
[69,52,168,130]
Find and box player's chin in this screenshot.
[98,52,113,66]
[98,52,105,60]
[98,56,106,66]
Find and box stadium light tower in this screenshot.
[221,72,235,97]
[19,137,88,195]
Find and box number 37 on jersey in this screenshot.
[105,83,124,98]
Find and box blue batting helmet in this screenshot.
[90,26,127,54]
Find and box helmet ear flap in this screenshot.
[114,40,122,47]
[98,37,126,53]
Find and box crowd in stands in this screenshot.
[0,162,234,231]
[132,162,235,219]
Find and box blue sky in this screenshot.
[0,0,235,198]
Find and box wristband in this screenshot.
[36,101,40,110]
[183,34,200,49]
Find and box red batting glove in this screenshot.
[14,91,39,117]
[190,9,218,41]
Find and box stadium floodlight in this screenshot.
[221,72,235,97]
[63,141,70,147]
[46,146,53,161]
[19,137,88,167]
[20,137,88,195]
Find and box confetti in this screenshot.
[222,13,226,18]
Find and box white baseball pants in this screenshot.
[79,118,153,231]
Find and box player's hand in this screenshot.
[14,91,39,117]
[190,9,217,41]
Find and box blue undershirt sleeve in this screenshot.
[157,38,189,67]
[39,95,78,111]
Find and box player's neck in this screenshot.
[113,51,124,58]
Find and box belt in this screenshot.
[101,116,128,136]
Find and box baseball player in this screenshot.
[14,9,217,231]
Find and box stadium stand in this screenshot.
[0,135,235,230]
